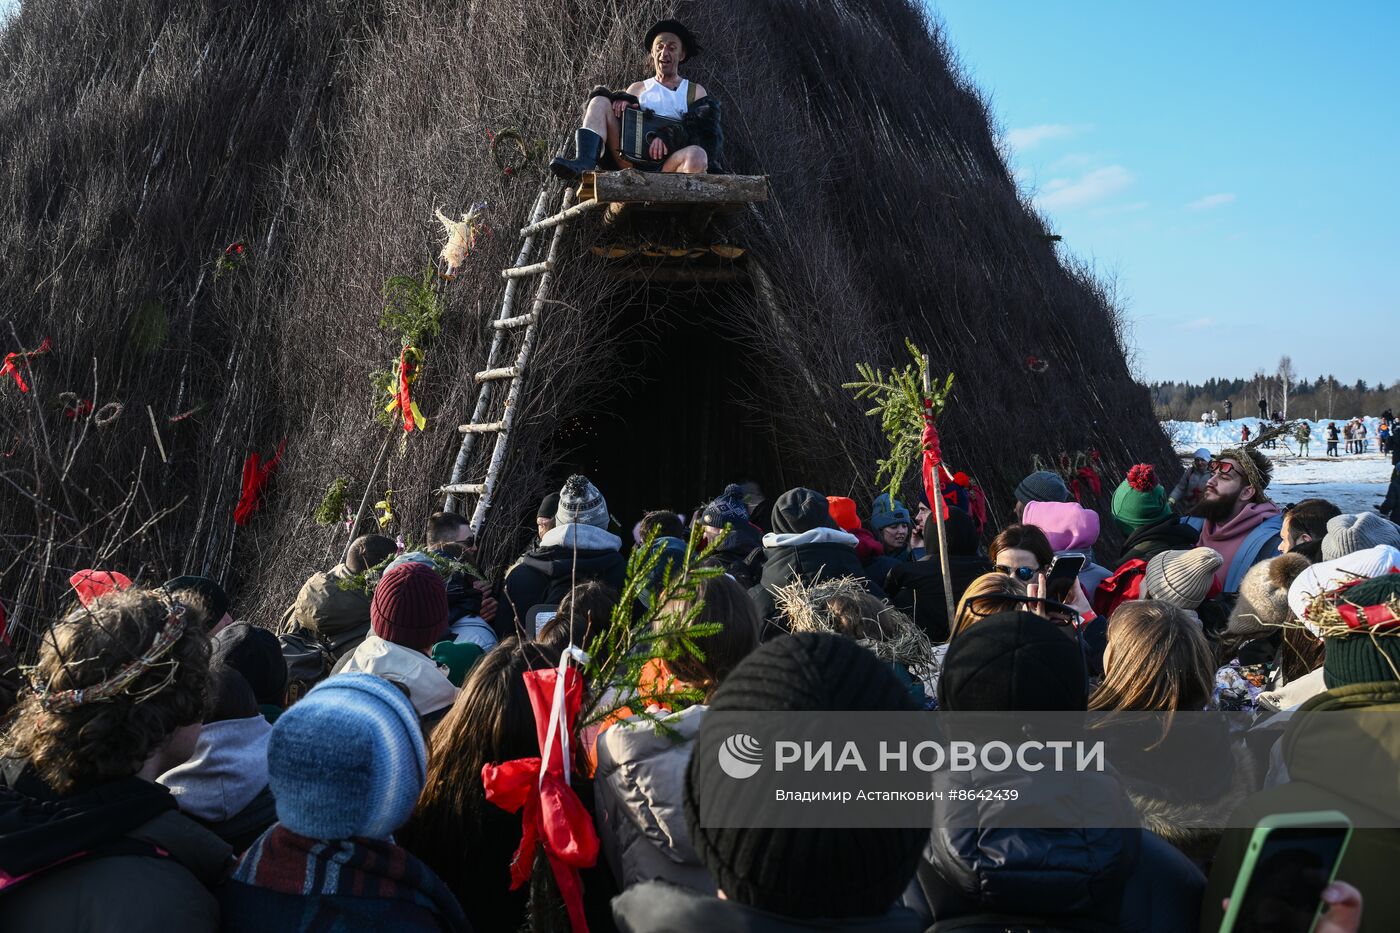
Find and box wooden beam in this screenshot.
[587,169,768,205]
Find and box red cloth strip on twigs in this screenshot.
[481,664,599,933]
[234,440,286,526]
[1,338,53,393]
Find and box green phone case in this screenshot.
[1218,810,1353,933]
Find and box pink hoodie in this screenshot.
[1022,501,1100,552]
[1199,501,1283,589]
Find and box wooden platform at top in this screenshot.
[578,169,768,207]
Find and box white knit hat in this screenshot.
[1288,544,1400,634]
[1143,547,1223,609]
[1321,513,1400,562]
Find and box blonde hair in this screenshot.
[1089,600,1214,713]
[950,572,1026,641]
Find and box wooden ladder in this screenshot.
[440,185,603,533]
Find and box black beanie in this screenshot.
[205,665,259,724]
[927,506,979,558]
[164,574,232,627]
[938,611,1088,712]
[212,622,289,707]
[684,633,925,919]
[537,492,560,520]
[770,487,838,536]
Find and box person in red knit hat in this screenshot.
[337,562,457,730]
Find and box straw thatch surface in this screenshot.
[0,0,1171,650]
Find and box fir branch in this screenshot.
[842,338,954,502]
[380,264,444,348]
[576,523,728,732]
[314,476,350,525]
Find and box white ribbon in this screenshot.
[539,644,589,789]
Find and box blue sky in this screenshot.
[929,1,1398,385]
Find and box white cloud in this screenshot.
[1047,152,1098,172]
[1186,192,1236,211]
[1006,124,1079,151]
[1183,317,1215,331]
[1036,165,1134,210]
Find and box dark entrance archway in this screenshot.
[548,278,787,527]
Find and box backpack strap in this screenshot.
[1223,514,1284,594]
[686,79,697,108]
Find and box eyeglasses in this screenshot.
[1210,460,1238,477]
[994,564,1039,582]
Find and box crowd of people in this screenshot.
[2,441,1398,932]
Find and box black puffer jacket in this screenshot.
[917,769,1204,932]
[614,880,922,933]
[500,524,626,639]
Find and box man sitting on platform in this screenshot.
[551,20,721,180]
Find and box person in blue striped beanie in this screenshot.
[219,673,468,932]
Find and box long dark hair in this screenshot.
[398,637,559,923]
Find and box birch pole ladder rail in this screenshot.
[440,185,602,533]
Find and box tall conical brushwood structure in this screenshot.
[0,0,1171,646]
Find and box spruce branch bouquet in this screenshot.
[576,523,729,735]
[313,476,350,525]
[380,264,445,348]
[843,338,954,502]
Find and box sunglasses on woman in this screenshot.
[994,564,1039,582]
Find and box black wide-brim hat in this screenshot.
[645,19,702,61]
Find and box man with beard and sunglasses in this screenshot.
[1194,447,1283,601]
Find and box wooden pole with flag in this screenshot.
[922,355,957,625]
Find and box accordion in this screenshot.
[620,107,683,168]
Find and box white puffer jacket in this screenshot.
[593,704,715,894]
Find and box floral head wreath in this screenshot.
[35,592,189,712]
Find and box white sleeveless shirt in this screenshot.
[638,78,689,119]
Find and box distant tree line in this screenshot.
[1150,356,1398,421]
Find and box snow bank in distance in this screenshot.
[1165,417,1382,455]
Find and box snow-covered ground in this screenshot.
[1163,418,1393,514]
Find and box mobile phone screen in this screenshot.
[1232,828,1349,933]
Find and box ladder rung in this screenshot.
[440,482,485,495]
[502,260,552,279]
[475,366,519,383]
[492,312,538,330]
[458,421,505,434]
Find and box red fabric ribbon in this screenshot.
[1,338,53,393]
[481,666,599,933]
[64,398,93,420]
[1338,604,1399,631]
[398,348,415,432]
[233,440,286,526]
[921,416,949,522]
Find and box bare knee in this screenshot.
[583,96,611,120]
[672,146,707,174]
